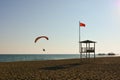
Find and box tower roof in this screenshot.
[80,40,96,43]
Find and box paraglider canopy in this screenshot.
[34,36,49,43]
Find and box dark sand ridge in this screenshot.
[0,57,120,80]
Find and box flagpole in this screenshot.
[79,21,82,59]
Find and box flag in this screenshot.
[80,22,85,27]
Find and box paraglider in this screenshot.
[34,36,49,52]
[43,49,45,52]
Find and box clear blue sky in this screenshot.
[0,0,120,54]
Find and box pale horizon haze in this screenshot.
[0,0,120,54]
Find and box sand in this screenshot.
[0,57,120,80]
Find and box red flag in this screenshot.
[80,22,85,27]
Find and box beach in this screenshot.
[0,57,120,80]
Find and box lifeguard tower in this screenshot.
[80,40,96,59]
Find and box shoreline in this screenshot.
[0,53,119,62]
[0,57,120,80]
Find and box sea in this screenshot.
[0,54,118,62]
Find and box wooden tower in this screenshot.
[80,40,96,59]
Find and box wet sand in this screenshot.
[0,57,120,80]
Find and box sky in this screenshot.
[0,0,120,54]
